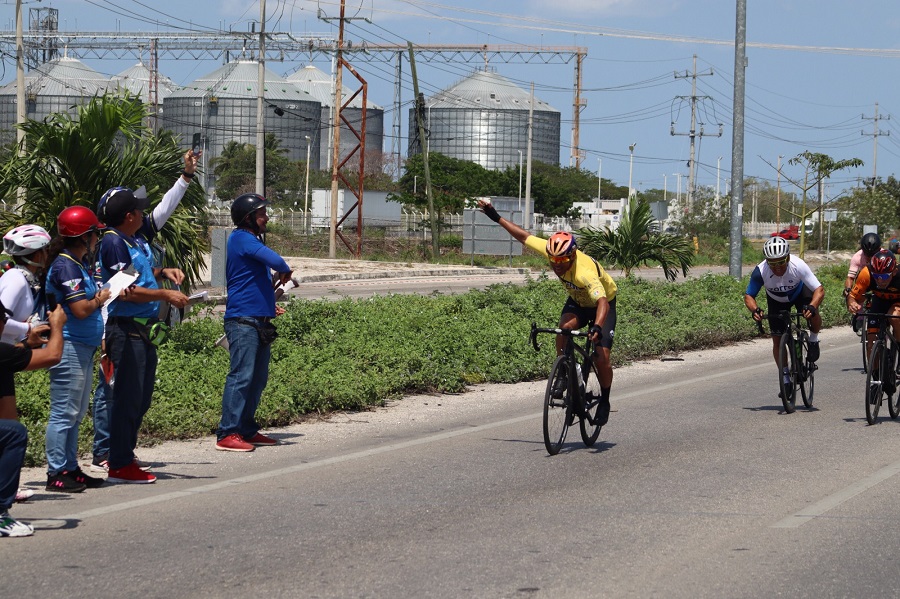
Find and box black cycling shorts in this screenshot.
[765,287,814,336]
[560,297,617,349]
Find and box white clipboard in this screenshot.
[102,270,139,308]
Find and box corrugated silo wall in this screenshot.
[407,107,560,171]
[160,96,323,193]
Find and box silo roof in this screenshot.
[426,70,558,112]
[168,60,317,102]
[286,65,382,110]
[110,63,178,100]
[0,56,109,97]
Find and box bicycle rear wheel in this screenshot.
[888,342,900,419]
[797,332,814,409]
[580,360,604,447]
[865,340,885,425]
[777,332,797,413]
[543,356,571,455]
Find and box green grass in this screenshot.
[13,266,849,466]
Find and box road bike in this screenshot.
[530,323,606,455]
[861,313,900,425]
[758,310,815,413]
[849,291,872,373]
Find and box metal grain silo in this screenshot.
[408,69,560,170]
[286,65,385,171]
[110,62,178,121]
[0,55,110,146]
[160,60,322,196]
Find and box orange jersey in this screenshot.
[849,266,900,302]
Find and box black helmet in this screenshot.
[230,193,269,226]
[861,232,882,257]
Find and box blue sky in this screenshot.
[4,0,900,200]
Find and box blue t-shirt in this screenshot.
[46,250,104,345]
[224,229,291,319]
[98,218,160,319]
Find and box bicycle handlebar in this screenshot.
[530,322,594,353]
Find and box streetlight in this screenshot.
[517,150,523,210]
[673,173,682,207]
[628,143,637,199]
[303,135,311,234]
[663,174,667,202]
[597,157,602,200]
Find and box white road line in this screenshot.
[772,459,900,528]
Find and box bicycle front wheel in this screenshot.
[543,356,571,455]
[580,360,604,447]
[797,332,814,409]
[777,332,797,413]
[865,340,886,425]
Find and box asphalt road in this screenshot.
[8,326,900,598]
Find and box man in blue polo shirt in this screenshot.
[215,193,292,452]
[97,184,190,483]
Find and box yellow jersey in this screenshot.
[524,235,617,307]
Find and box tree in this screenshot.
[0,93,209,289]
[579,197,695,281]
[210,134,296,204]
[786,151,863,255]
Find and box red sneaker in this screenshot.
[215,434,255,452]
[243,432,277,446]
[107,462,157,484]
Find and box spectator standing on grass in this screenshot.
[0,225,53,502]
[43,207,112,493]
[89,150,199,475]
[215,193,292,452]
[0,297,66,537]
[96,154,196,483]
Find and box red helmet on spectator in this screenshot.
[57,206,103,237]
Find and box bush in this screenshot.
[13,268,849,466]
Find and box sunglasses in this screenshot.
[872,272,893,283]
[548,255,573,265]
[766,257,789,268]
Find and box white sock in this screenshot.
[808,332,819,342]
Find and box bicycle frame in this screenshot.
[860,312,900,424]
[530,324,595,412]
[756,309,815,413]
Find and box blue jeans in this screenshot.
[91,367,111,460]
[217,319,270,441]
[0,419,27,511]
[105,320,158,471]
[46,340,96,475]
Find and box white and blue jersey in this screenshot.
[745,257,822,304]
[46,250,104,345]
[98,217,160,319]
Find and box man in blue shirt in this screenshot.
[216,193,292,452]
[97,186,190,483]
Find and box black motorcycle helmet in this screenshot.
[230,193,269,228]
[861,232,882,257]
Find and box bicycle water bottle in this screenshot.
[575,364,585,395]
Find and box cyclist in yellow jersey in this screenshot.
[478,199,617,426]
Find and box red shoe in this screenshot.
[243,432,277,446]
[215,434,255,452]
[107,462,157,484]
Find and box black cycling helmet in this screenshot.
[230,193,269,227]
[861,232,882,257]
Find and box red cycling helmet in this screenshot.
[546,232,577,262]
[870,249,896,275]
[58,206,103,237]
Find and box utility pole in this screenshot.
[408,42,438,258]
[776,155,782,229]
[728,0,747,278]
[571,51,586,168]
[862,102,890,183]
[524,83,534,232]
[255,0,266,196]
[672,54,722,213]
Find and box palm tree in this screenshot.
[579,197,694,281]
[0,93,209,289]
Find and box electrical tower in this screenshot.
[862,102,890,183]
[671,54,722,212]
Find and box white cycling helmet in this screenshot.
[3,224,51,256]
[763,236,790,261]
